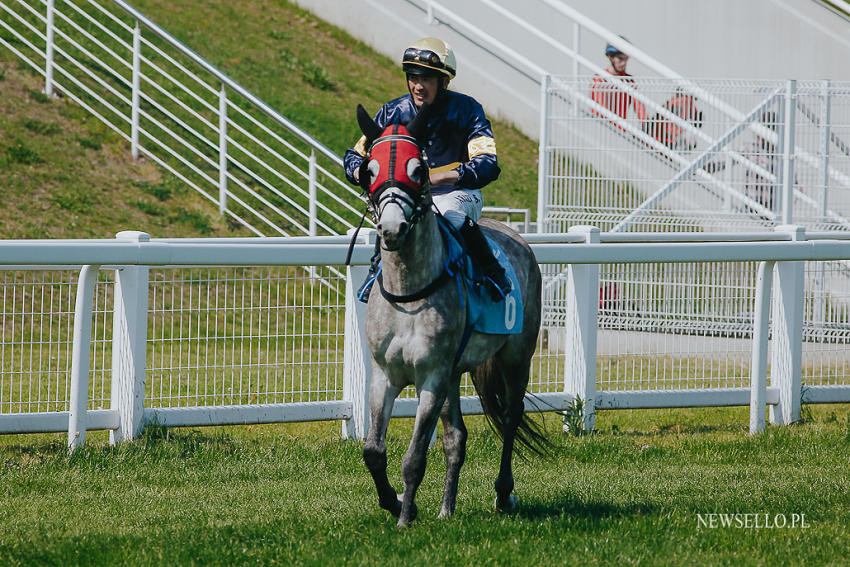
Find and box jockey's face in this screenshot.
[407,74,448,107]
[608,53,628,74]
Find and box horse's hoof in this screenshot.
[384,496,402,518]
[396,501,418,527]
[494,494,519,514]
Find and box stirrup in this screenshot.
[483,266,512,302]
[357,265,380,303]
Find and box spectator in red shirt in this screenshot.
[590,40,646,124]
[645,87,704,151]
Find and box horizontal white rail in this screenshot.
[146,401,352,428]
[3,234,849,267]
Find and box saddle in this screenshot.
[436,215,524,336]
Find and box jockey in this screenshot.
[344,37,511,302]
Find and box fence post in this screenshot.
[749,260,774,434]
[45,0,55,96]
[308,150,317,236]
[537,74,551,234]
[770,225,805,426]
[781,79,797,225]
[68,264,100,453]
[342,228,376,440]
[819,80,831,225]
[110,231,150,443]
[219,83,228,215]
[131,20,141,159]
[564,225,599,431]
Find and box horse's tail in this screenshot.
[471,358,553,458]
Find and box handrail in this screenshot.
[818,0,850,20]
[111,0,342,167]
[0,0,366,237]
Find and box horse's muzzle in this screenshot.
[377,218,409,250]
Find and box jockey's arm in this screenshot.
[430,169,459,186]
[453,99,500,189]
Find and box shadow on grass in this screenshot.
[516,490,658,522]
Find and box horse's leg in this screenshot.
[363,368,404,517]
[494,367,528,513]
[398,384,446,527]
[438,383,467,519]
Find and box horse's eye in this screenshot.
[367,159,380,182]
[406,158,422,183]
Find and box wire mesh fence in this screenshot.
[0,268,115,414]
[145,266,346,408]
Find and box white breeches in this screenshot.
[432,189,483,230]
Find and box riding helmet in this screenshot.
[402,37,456,79]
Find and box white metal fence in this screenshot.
[539,77,850,233]
[0,0,363,236]
[2,229,850,451]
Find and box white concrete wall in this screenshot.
[292,0,850,138]
[564,0,850,81]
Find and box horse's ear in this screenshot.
[356,104,382,145]
[406,102,432,142]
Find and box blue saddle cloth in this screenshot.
[437,216,524,335]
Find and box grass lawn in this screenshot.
[1,405,849,566]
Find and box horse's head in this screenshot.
[356,103,432,250]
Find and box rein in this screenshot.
[376,264,453,303]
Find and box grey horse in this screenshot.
[355,104,545,527]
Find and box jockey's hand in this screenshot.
[430,169,459,186]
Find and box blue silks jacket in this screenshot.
[344,90,500,195]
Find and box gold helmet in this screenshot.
[402,37,456,79]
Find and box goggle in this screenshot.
[403,47,446,71]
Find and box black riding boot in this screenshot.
[357,237,381,303]
[459,217,512,301]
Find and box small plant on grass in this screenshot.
[51,186,94,213]
[25,87,51,103]
[22,118,62,136]
[4,142,43,165]
[178,209,214,234]
[799,386,814,425]
[134,200,166,216]
[560,396,589,436]
[76,134,103,151]
[301,61,335,91]
[135,180,173,201]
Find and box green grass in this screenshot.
[1,406,849,566]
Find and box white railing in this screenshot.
[3,229,850,451]
[0,0,363,236]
